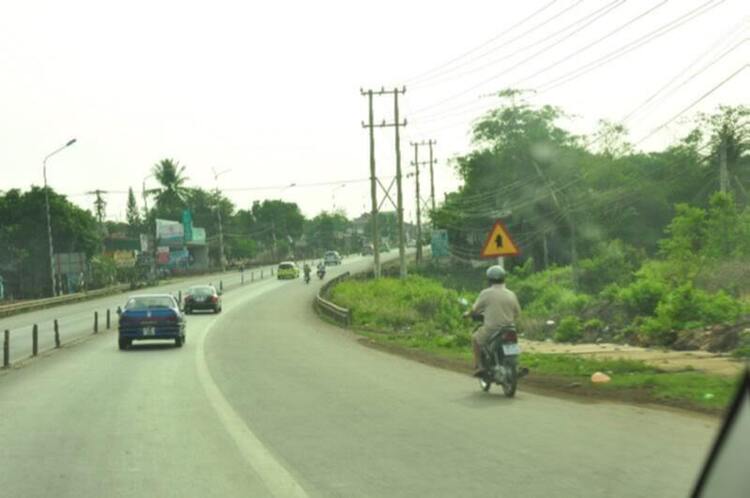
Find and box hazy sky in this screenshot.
[1,0,747,223]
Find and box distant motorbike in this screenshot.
[304,272,311,284]
[317,268,325,280]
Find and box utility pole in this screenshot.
[719,135,728,194]
[362,89,381,278]
[425,140,437,212]
[360,87,407,278]
[410,142,424,265]
[392,88,407,279]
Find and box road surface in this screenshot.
[0,253,720,497]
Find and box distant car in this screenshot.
[277,261,300,279]
[183,285,222,314]
[324,251,342,266]
[117,294,186,350]
[361,244,374,256]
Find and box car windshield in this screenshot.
[2,2,747,496]
[125,296,175,310]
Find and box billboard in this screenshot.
[190,227,206,245]
[112,250,136,268]
[53,253,87,276]
[156,246,170,264]
[156,219,184,246]
[169,248,190,267]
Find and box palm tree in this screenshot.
[147,159,190,214]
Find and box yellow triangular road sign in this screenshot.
[480,220,520,258]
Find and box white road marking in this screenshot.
[195,282,310,498]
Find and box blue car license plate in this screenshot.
[142,326,155,336]
[502,344,521,356]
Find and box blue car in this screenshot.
[117,294,186,350]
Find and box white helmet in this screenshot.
[486,265,506,282]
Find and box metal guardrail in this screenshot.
[0,284,130,318]
[314,272,352,327]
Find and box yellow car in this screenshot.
[277,261,300,279]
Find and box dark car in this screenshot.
[117,294,186,350]
[183,285,222,314]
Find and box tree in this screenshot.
[126,187,141,236]
[0,188,100,298]
[249,200,305,257]
[147,158,190,219]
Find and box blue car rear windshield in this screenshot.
[125,297,175,310]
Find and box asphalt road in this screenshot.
[0,262,282,364]
[0,252,721,497]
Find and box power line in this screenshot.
[537,0,727,93]
[411,0,625,91]
[636,64,749,146]
[405,0,565,85]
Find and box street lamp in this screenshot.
[43,138,77,296]
[212,167,231,272]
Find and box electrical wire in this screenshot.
[412,0,625,91]
[636,64,750,146]
[537,0,727,93]
[405,0,568,85]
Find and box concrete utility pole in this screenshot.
[362,89,381,278]
[360,86,407,279]
[392,88,407,279]
[719,135,729,194]
[410,142,423,265]
[425,139,437,212]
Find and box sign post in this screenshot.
[480,220,520,261]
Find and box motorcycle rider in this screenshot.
[303,263,312,281]
[317,261,326,277]
[464,265,521,377]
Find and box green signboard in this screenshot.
[182,209,193,242]
[431,229,449,257]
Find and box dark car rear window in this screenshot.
[125,296,176,310]
[189,286,215,296]
[279,263,294,270]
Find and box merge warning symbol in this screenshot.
[480,220,520,258]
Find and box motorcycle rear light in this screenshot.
[503,330,518,343]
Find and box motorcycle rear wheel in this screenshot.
[502,364,518,397]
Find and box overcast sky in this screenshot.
[1,0,747,223]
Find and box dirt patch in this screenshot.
[356,336,727,417]
[521,339,746,377]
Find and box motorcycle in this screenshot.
[461,298,526,397]
[317,269,325,280]
[304,272,311,284]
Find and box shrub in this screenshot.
[583,318,605,333]
[577,240,642,294]
[618,278,667,316]
[554,316,583,343]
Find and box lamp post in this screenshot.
[212,168,231,271]
[43,138,77,297]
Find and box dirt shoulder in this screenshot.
[522,339,746,377]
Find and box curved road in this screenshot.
[0,254,719,497]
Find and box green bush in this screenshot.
[554,316,583,343]
[577,240,642,294]
[618,278,667,316]
[583,318,605,333]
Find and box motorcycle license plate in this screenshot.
[142,326,155,336]
[502,343,521,356]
